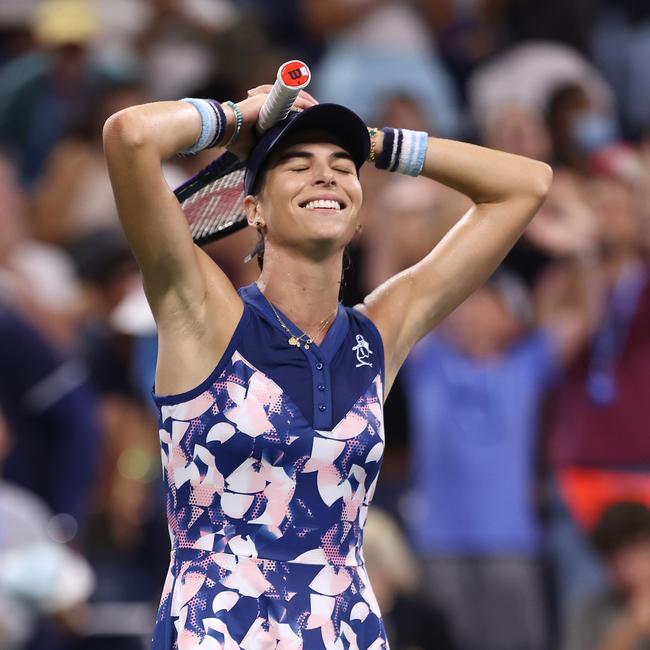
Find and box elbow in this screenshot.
[528,162,553,202]
[102,108,148,152]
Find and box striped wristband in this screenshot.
[375,128,428,176]
[180,98,227,155]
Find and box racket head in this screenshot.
[174,151,250,246]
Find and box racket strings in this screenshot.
[175,152,249,244]
[183,170,246,240]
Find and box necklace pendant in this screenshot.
[288,336,299,347]
[304,343,310,350]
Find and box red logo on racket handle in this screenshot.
[280,60,311,88]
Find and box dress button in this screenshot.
[316,362,324,371]
[318,404,326,412]
[317,384,325,391]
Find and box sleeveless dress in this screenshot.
[151,283,389,649]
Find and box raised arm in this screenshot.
[103,100,250,395]
[362,130,553,392]
[103,91,318,395]
[103,100,239,325]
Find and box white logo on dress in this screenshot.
[352,334,373,368]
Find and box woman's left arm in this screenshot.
[362,133,553,392]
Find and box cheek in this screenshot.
[351,178,363,207]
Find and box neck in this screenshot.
[256,246,344,337]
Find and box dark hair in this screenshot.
[250,228,265,270]
[591,501,650,557]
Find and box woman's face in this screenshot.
[249,136,363,257]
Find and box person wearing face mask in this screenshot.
[546,82,644,183]
[103,81,551,647]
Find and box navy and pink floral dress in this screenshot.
[151,283,388,649]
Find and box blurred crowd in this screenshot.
[0,0,649,649]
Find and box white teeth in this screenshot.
[304,199,341,211]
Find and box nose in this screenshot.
[312,164,336,187]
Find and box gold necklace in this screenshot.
[269,302,336,349]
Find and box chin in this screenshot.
[305,222,354,244]
[300,232,352,258]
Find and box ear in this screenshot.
[244,195,265,228]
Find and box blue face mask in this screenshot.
[570,111,621,155]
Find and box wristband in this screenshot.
[224,101,243,147]
[375,128,396,171]
[374,127,428,176]
[179,98,227,155]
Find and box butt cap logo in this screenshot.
[281,61,310,87]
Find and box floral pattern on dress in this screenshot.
[152,351,387,649]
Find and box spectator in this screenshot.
[67,226,168,640]
[0,410,95,650]
[564,501,650,650]
[0,154,81,347]
[0,0,113,188]
[545,81,644,183]
[480,102,553,163]
[0,300,101,524]
[392,173,600,650]
[545,173,650,635]
[30,79,150,247]
[402,271,554,650]
[592,0,650,139]
[308,0,462,137]
[93,0,240,100]
[468,41,613,144]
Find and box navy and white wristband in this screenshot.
[375,127,428,176]
[180,98,227,155]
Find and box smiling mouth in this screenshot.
[300,199,345,211]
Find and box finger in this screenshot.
[248,86,317,104]
[298,90,318,104]
[293,97,318,112]
[294,98,318,110]
[247,85,274,96]
[293,92,319,108]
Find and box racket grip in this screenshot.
[257,60,311,134]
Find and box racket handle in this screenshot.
[256,60,311,134]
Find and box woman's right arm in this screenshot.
[103,91,317,395]
[103,100,251,397]
[103,100,242,329]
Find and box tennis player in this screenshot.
[103,86,552,649]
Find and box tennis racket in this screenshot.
[174,60,311,246]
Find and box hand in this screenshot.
[224,85,318,160]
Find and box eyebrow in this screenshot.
[275,150,355,165]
